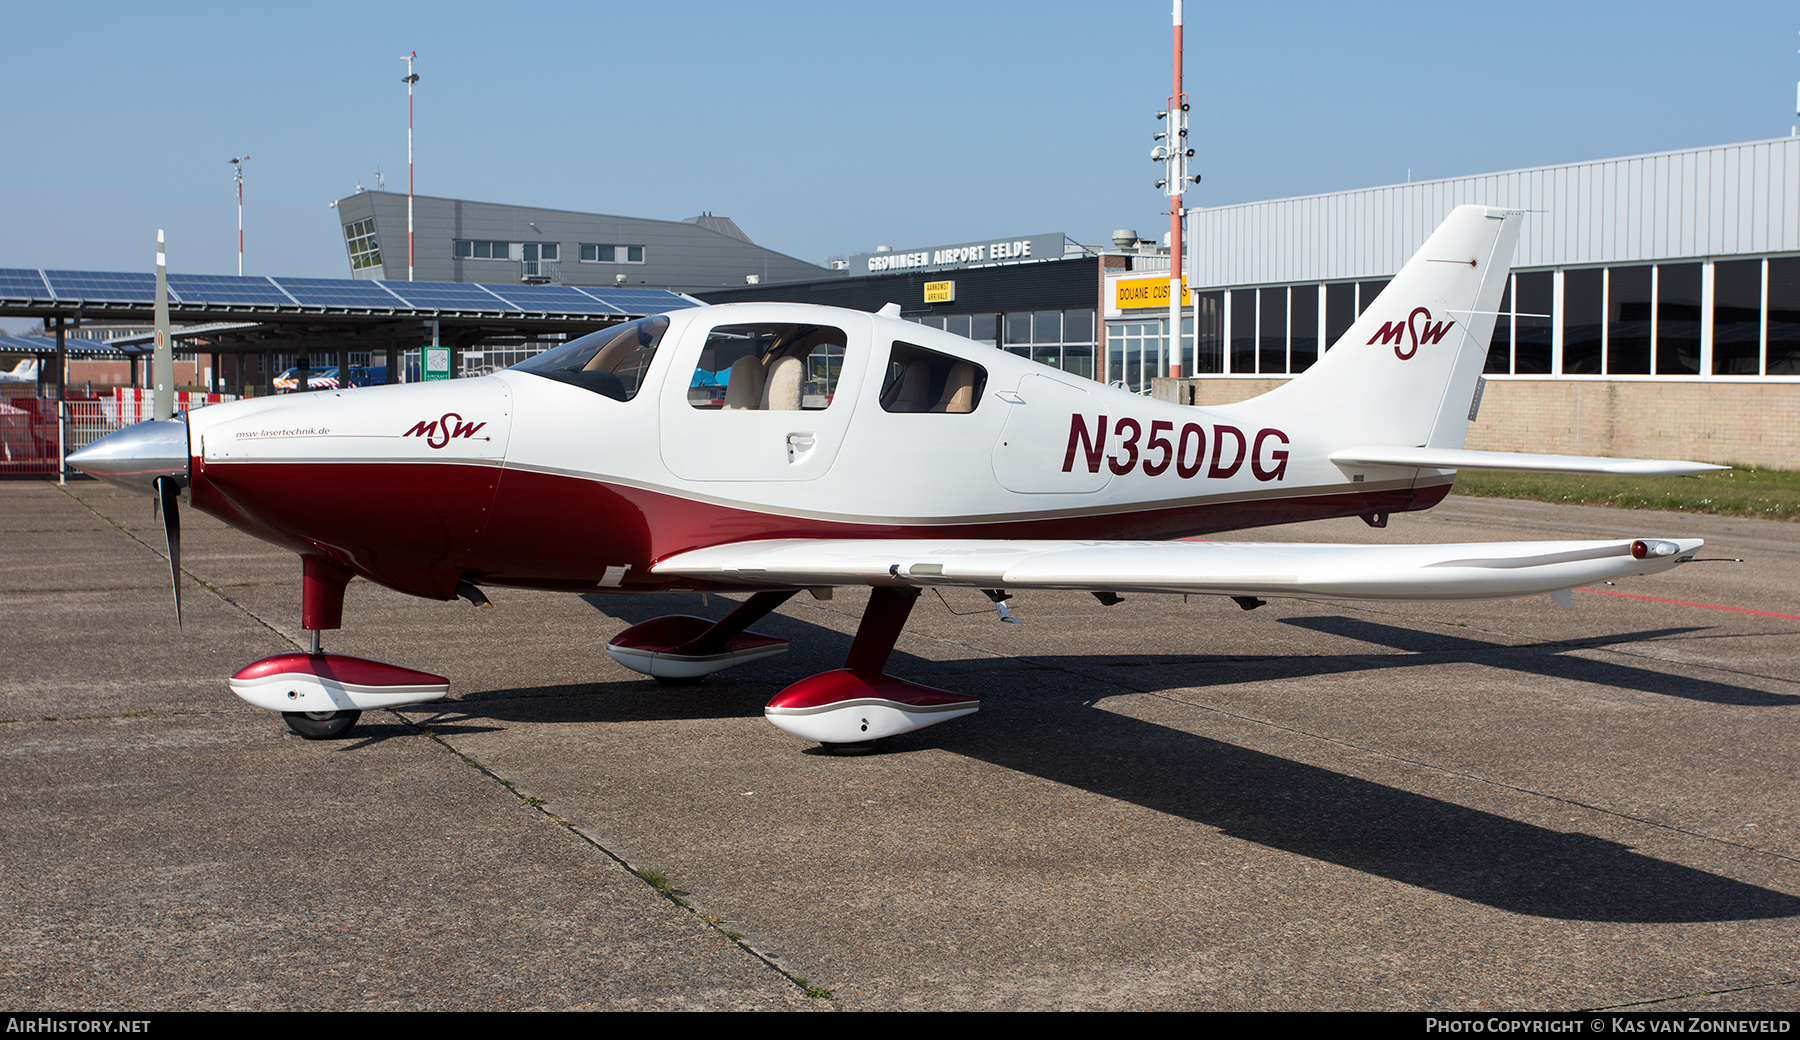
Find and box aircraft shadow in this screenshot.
[1276,615,1800,707]
[932,696,1800,924]
[475,592,1800,923]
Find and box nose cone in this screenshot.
[67,418,190,494]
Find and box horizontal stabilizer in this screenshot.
[654,536,1703,602]
[1330,445,1725,477]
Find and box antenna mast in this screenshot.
[229,155,249,276]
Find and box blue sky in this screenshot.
[2,0,1794,299]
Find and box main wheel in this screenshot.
[281,710,361,740]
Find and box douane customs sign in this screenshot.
[1113,276,1190,310]
[924,280,955,304]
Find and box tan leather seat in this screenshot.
[762,354,804,411]
[931,361,977,413]
[886,359,933,412]
[722,355,765,410]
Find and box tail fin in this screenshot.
[1239,205,1520,451]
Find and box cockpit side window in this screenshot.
[510,315,669,401]
[688,323,849,411]
[880,341,986,414]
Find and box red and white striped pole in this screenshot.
[1168,0,1185,379]
[402,51,419,281]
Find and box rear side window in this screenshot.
[880,341,985,413]
[511,315,668,401]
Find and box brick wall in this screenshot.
[1155,377,1800,469]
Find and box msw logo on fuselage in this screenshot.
[1368,306,1455,360]
[403,412,487,449]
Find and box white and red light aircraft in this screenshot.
[71,206,1719,750]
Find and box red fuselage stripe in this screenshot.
[191,458,1448,598]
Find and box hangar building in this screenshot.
[1138,136,1800,468]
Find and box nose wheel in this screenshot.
[281,710,362,740]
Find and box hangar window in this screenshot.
[1713,260,1763,376]
[1562,268,1603,374]
[509,315,668,401]
[688,323,848,410]
[880,341,985,414]
[1656,263,1702,376]
[1769,258,1800,375]
[580,244,646,264]
[1607,265,1653,375]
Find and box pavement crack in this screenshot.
[58,485,305,650]
[398,717,840,1006]
[1590,975,1799,1010]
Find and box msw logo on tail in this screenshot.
[1368,306,1455,360]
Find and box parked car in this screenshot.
[272,366,393,391]
[272,366,339,391]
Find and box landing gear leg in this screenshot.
[279,624,362,738]
[227,555,449,739]
[844,586,919,673]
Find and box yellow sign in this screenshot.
[1113,276,1190,310]
[924,280,955,303]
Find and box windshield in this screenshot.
[510,315,669,401]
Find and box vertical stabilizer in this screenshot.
[1233,205,1520,451]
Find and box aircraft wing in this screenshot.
[653,536,1702,601]
[1330,446,1725,476]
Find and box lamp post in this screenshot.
[228,155,249,276]
[401,51,419,281]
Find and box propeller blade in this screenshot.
[154,475,182,629]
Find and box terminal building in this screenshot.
[697,231,1133,382]
[331,191,833,291]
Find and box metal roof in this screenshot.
[1189,136,1800,288]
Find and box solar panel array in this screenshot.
[42,270,160,302]
[487,284,625,314]
[0,334,137,356]
[167,273,294,307]
[380,281,519,312]
[277,278,406,309]
[0,270,49,299]
[0,268,695,318]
